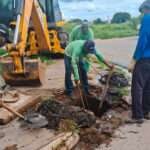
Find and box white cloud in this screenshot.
[60,0,144,20]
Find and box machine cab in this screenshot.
[0,0,63,26]
[0,0,14,25]
[38,0,63,24]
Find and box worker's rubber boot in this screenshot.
[144,113,150,120]
[125,118,144,124]
[67,93,76,101]
[84,91,95,97]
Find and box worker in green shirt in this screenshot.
[64,40,114,98]
[69,20,94,42]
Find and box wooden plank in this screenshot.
[0,94,41,124]
[39,132,80,150]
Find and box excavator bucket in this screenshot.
[0,59,45,86]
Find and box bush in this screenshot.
[91,23,137,39]
[68,19,83,24]
[63,22,77,33]
[63,22,138,39]
[129,15,142,30]
[111,12,131,24]
[93,18,105,24]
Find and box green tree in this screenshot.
[111,12,131,24]
[68,18,83,24]
[93,18,105,24]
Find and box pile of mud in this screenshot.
[36,71,131,149]
[38,100,96,129]
[37,95,129,149]
[76,110,126,149]
[99,71,129,87]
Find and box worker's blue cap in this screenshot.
[81,20,89,27]
[84,40,96,54]
[139,0,150,12]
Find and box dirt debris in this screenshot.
[2,69,130,150]
[75,108,127,149]
[36,70,130,149]
[0,132,5,141]
[99,71,129,88]
[37,100,96,129]
[36,86,130,149]
[4,144,18,150]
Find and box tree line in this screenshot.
[69,12,142,30]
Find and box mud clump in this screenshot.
[75,108,126,149]
[37,100,96,129]
[99,71,129,87]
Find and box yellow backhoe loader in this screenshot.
[0,0,68,86]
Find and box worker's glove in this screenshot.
[128,59,136,73]
[75,80,80,86]
[108,64,115,70]
[104,59,115,71]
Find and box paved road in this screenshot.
[95,37,137,66]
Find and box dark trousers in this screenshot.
[64,55,89,95]
[132,58,150,119]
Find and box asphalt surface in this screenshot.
[95,37,137,66]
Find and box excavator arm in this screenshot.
[8,0,51,73]
[2,0,52,85]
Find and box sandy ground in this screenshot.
[1,37,150,150]
[98,121,150,150]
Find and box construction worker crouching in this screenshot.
[128,0,150,124]
[64,40,114,99]
[69,20,94,42]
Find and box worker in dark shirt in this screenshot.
[129,0,150,124]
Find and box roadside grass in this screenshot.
[64,22,138,39]
[0,48,7,56]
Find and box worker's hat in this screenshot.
[81,20,89,27]
[84,40,96,54]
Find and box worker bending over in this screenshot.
[129,0,150,124]
[64,40,113,98]
[69,20,94,42]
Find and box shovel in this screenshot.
[77,84,86,109]
[98,68,114,110]
[0,101,48,128]
[110,61,128,70]
[77,63,89,109]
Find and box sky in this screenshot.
[59,0,144,20]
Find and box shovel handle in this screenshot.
[1,102,25,120]
[98,68,114,109]
[77,85,86,109]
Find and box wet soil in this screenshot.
[37,100,96,129]
[36,82,130,150]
